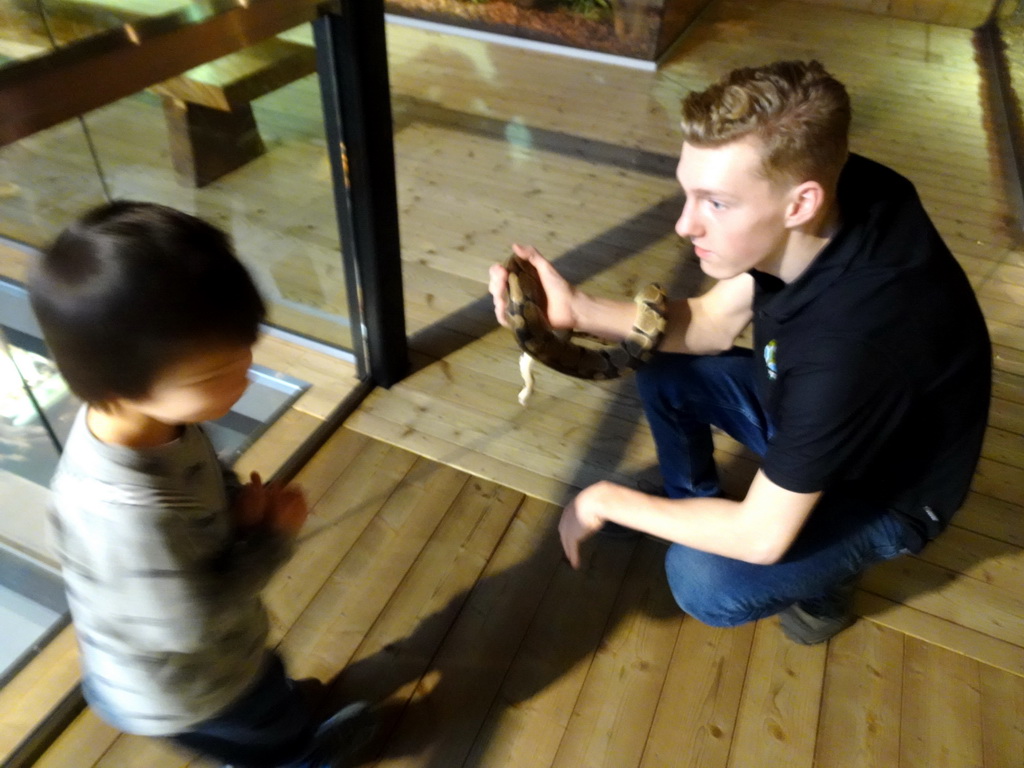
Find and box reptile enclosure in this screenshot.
[385,0,1000,63]
[384,0,716,61]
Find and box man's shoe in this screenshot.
[778,602,855,645]
[779,576,858,645]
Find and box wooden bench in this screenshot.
[0,3,317,187]
[150,37,317,187]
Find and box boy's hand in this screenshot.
[233,473,309,536]
[233,472,269,530]
[264,484,309,536]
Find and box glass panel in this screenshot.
[0,541,68,688]
[77,24,354,350]
[0,2,367,699]
[0,1,243,64]
[0,327,67,563]
[0,2,55,65]
[0,0,196,67]
[0,318,71,686]
[384,0,713,61]
[0,123,109,247]
[0,8,354,351]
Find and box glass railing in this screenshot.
[0,1,407,745]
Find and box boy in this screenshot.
[489,60,991,644]
[30,202,373,767]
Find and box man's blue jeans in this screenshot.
[635,348,911,627]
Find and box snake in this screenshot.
[504,254,668,404]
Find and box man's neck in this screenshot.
[87,406,183,449]
[762,200,842,284]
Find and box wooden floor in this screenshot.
[31,426,1024,768]
[18,0,1024,766]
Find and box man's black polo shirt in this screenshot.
[750,154,992,551]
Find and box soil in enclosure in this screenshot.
[385,0,660,60]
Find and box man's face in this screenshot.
[675,138,794,279]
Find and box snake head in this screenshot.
[504,253,548,318]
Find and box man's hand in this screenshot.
[488,243,578,330]
[559,481,621,569]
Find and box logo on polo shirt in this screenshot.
[764,339,778,380]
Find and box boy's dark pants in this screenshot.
[171,652,317,768]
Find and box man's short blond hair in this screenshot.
[681,60,851,190]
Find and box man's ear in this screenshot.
[784,180,825,229]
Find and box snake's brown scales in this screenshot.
[504,255,668,398]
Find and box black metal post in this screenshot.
[313,0,408,387]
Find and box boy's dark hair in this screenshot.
[29,201,266,405]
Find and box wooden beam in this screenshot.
[0,0,328,145]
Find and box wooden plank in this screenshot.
[727,620,827,768]
[980,279,1024,311]
[988,399,1024,447]
[979,662,1024,768]
[375,496,564,767]
[638,618,755,768]
[978,296,1019,329]
[982,426,1024,470]
[971,457,1024,507]
[232,407,321,482]
[349,377,758,504]
[862,555,1024,648]
[900,637,984,768]
[350,383,643,490]
[30,709,118,768]
[150,39,316,111]
[462,528,642,768]
[264,438,420,639]
[93,734,191,768]
[953,492,1024,548]
[344,408,578,505]
[0,240,32,283]
[990,319,1024,353]
[855,591,1024,677]
[326,477,525,710]
[251,334,359,422]
[916,526,1023,595]
[0,626,80,764]
[993,343,1024,378]
[278,457,469,681]
[551,537,682,768]
[814,621,903,768]
[283,426,375,509]
[992,371,1024,406]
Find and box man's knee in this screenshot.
[663,544,764,628]
[636,353,700,405]
[637,351,740,401]
[636,353,671,399]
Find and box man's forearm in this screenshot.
[572,293,737,356]
[571,292,637,341]
[576,482,798,565]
